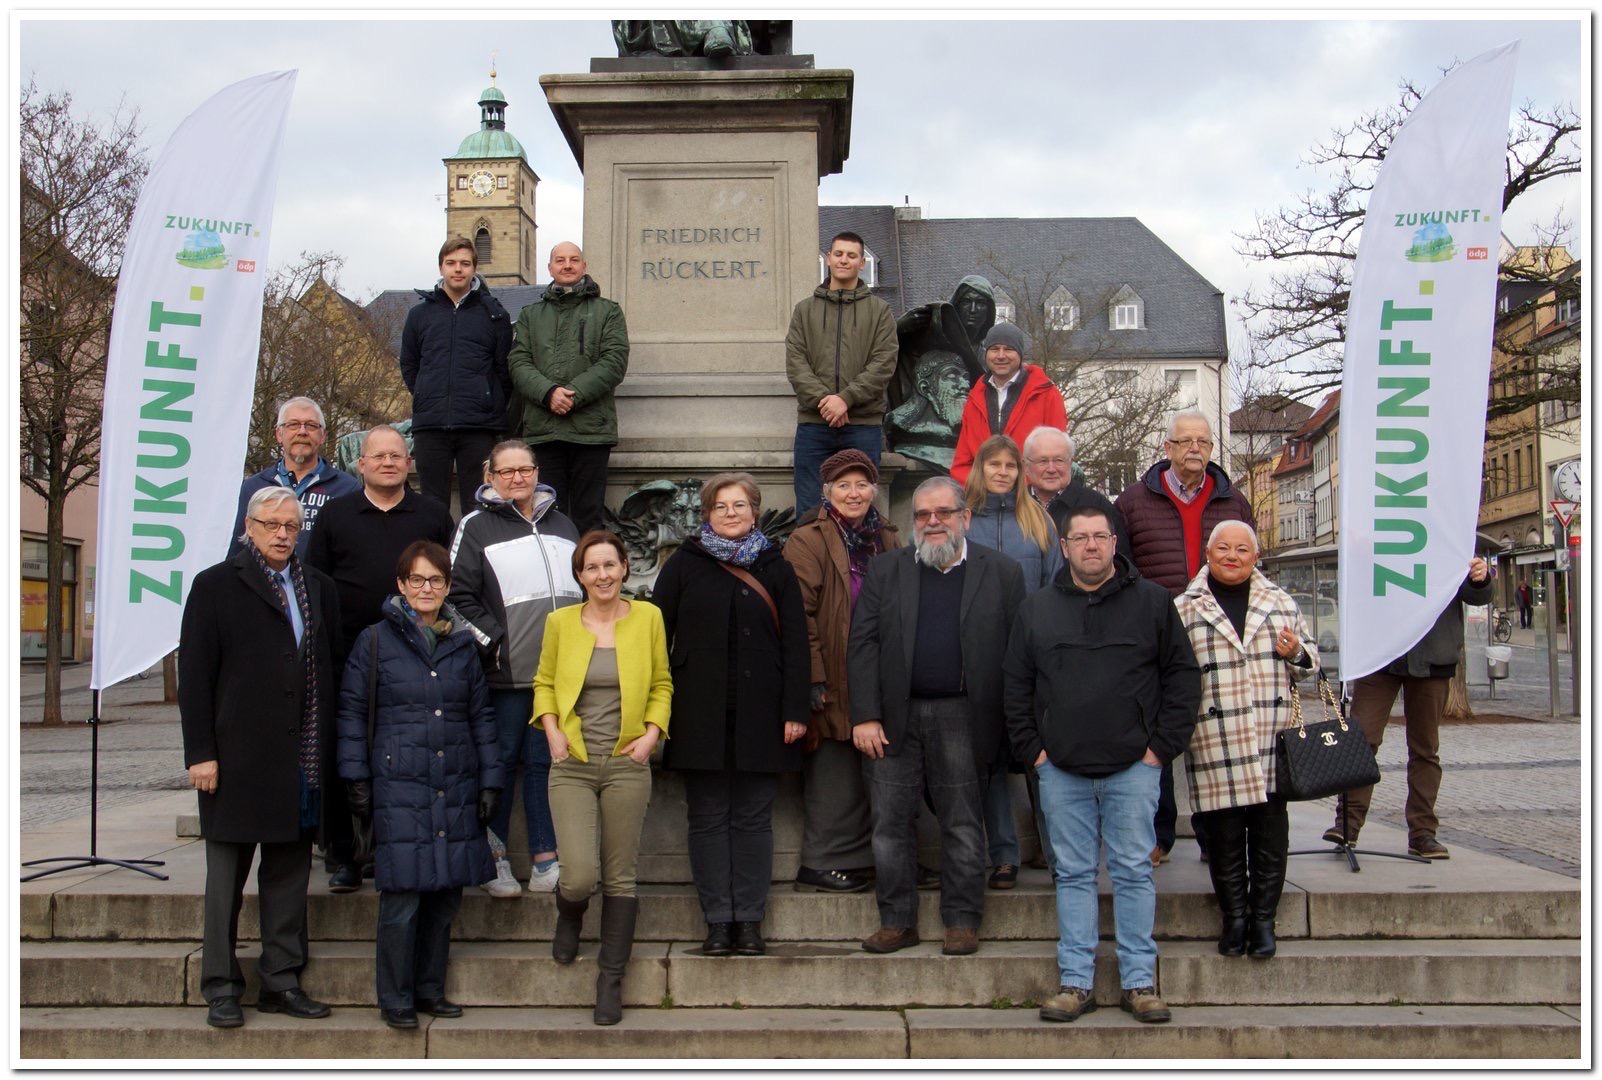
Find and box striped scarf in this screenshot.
[248,544,320,791]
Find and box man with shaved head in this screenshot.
[304,424,455,892]
[508,241,630,532]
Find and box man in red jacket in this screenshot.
[950,324,1068,485]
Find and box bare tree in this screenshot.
[979,252,1180,493]
[247,253,411,474]
[20,80,147,724]
[1235,76,1581,408]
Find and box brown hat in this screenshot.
[819,448,878,485]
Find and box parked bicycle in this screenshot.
[1492,608,1513,643]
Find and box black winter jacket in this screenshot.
[337,597,504,893]
[1004,555,1200,777]
[653,538,810,774]
[399,279,514,432]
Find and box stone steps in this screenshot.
[21,937,1580,1010]
[19,1004,1581,1060]
[24,874,1581,943]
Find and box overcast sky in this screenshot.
[19,13,1585,357]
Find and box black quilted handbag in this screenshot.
[1274,671,1381,801]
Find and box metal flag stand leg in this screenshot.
[21,690,169,882]
[1287,789,1430,874]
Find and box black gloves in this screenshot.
[810,683,828,713]
[346,781,373,824]
[478,787,502,826]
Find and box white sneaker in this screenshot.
[481,858,522,899]
[526,860,560,893]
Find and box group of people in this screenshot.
[180,229,1488,1035]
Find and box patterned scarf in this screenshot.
[826,503,887,605]
[247,543,320,792]
[697,523,771,568]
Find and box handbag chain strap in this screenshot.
[1315,671,1350,732]
[1287,673,1307,741]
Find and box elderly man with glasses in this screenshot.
[846,476,1025,957]
[228,396,359,560]
[1113,410,1255,866]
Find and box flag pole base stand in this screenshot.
[21,855,168,883]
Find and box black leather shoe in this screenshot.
[794,866,870,893]
[382,1007,418,1029]
[206,996,244,1028]
[1219,915,1248,956]
[733,921,766,956]
[1246,918,1277,959]
[702,922,734,956]
[415,997,462,1018]
[328,863,361,893]
[256,987,331,1019]
[917,865,940,890]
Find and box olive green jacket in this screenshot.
[784,283,899,426]
[508,276,630,446]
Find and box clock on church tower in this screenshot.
[444,73,540,288]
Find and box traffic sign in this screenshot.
[1551,500,1578,529]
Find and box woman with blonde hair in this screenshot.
[960,433,1063,888]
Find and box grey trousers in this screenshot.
[201,836,312,1002]
[800,737,874,870]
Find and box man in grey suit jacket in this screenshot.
[847,475,1026,957]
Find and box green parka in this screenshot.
[784,283,899,426]
[508,276,629,446]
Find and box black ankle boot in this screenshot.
[552,891,588,965]
[1246,917,1277,958]
[1220,915,1248,956]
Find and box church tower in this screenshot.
[444,69,539,287]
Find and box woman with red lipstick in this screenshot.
[1175,521,1317,961]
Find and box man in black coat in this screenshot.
[399,236,515,516]
[180,487,342,1029]
[847,475,1026,957]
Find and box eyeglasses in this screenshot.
[251,518,302,536]
[1027,456,1070,468]
[278,420,323,433]
[404,574,447,590]
[712,501,753,516]
[912,507,963,525]
[1065,532,1115,547]
[1166,437,1213,449]
[364,452,407,464]
[493,466,536,480]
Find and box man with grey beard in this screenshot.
[846,476,1025,957]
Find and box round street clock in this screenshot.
[469,170,495,198]
[1553,459,1582,503]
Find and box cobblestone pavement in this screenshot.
[20,662,1584,877]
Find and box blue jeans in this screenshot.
[488,688,557,855]
[1036,758,1161,990]
[792,423,882,520]
[982,762,1020,866]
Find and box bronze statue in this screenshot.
[605,477,796,596]
[883,275,996,468]
[612,20,792,59]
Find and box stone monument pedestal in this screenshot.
[541,65,861,512]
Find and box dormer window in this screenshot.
[1046,286,1079,331]
[817,245,878,287]
[994,287,1015,324]
[1109,285,1144,330]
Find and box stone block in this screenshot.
[21,941,194,1006]
[19,1006,425,1059]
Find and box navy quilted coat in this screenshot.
[337,597,505,893]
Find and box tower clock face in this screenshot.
[469,170,495,198]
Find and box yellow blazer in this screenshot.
[532,600,673,764]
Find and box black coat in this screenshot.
[1003,554,1201,777]
[399,281,514,432]
[653,538,810,774]
[336,598,504,893]
[179,551,342,844]
[847,543,1026,771]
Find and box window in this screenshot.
[815,246,878,287]
[1498,294,1511,314]
[496,175,508,189]
[1103,368,1138,393]
[1114,302,1139,329]
[474,227,491,265]
[1514,448,1522,490]
[456,175,467,190]
[1556,296,1579,323]
[1046,287,1078,331]
[994,288,1015,324]
[1165,369,1198,410]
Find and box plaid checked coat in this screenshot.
[1175,567,1318,813]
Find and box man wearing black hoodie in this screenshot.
[1004,504,1199,1026]
[400,237,515,517]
